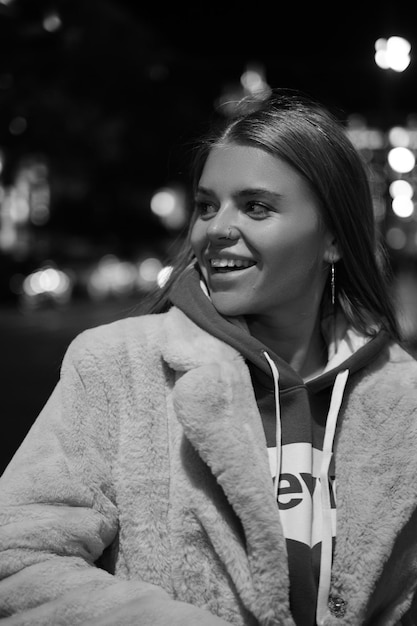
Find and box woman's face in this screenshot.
[190,143,334,323]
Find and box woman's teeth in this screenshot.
[210,258,255,270]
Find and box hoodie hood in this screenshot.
[168,263,390,393]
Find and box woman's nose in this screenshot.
[206,207,239,242]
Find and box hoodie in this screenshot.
[169,264,390,626]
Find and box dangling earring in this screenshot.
[330,260,338,352]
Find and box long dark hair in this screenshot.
[143,88,401,341]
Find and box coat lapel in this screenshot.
[162,307,293,625]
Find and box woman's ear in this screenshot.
[323,236,342,263]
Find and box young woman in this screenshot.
[1,89,416,626]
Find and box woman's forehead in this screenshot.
[200,144,309,196]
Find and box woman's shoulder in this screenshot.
[360,339,417,395]
[386,340,417,371]
[63,311,170,367]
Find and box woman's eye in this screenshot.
[247,203,270,218]
[195,201,217,218]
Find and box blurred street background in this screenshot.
[1,0,417,473]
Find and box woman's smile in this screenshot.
[209,257,256,271]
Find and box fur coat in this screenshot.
[1,307,417,625]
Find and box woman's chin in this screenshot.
[209,292,249,318]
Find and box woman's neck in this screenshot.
[246,313,328,379]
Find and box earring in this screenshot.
[329,260,337,351]
[331,262,336,307]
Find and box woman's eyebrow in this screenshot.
[234,188,283,201]
[195,186,283,201]
[194,186,213,197]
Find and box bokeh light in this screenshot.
[388,126,410,147]
[138,257,163,286]
[375,36,411,72]
[150,189,176,217]
[150,187,187,230]
[22,267,73,307]
[43,12,62,33]
[386,227,407,250]
[387,147,416,173]
[389,179,414,199]
[392,196,415,219]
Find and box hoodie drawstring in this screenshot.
[263,351,350,625]
[316,368,349,625]
[263,352,282,503]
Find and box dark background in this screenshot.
[1,0,417,472]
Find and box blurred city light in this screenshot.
[374,36,411,72]
[215,63,271,116]
[87,255,137,300]
[392,196,414,218]
[42,11,62,33]
[83,253,169,301]
[0,186,30,253]
[240,70,264,94]
[0,157,50,255]
[150,189,176,217]
[240,64,271,97]
[137,257,163,287]
[150,187,187,230]
[389,179,414,199]
[387,146,416,173]
[388,126,410,147]
[386,227,407,250]
[24,267,69,295]
[21,266,73,308]
[345,115,385,150]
